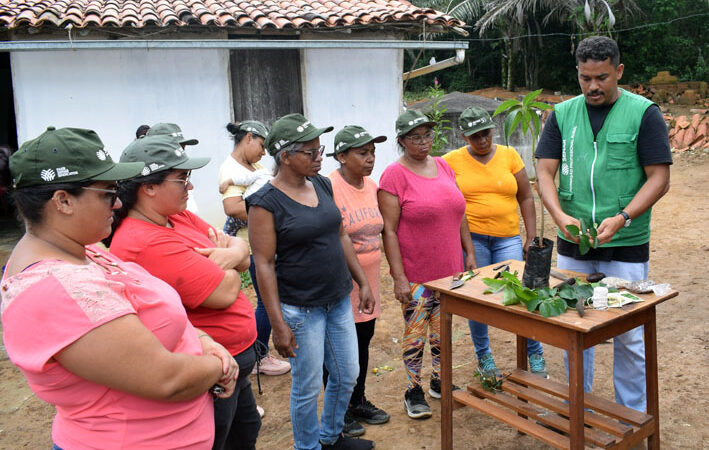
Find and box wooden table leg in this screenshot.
[516,335,528,370]
[568,332,585,450]
[441,308,453,450]
[645,308,660,450]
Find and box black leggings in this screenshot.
[323,318,376,405]
[212,345,261,450]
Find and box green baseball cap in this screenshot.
[120,135,210,176]
[10,126,145,188]
[327,125,387,156]
[459,106,496,136]
[395,110,437,137]
[265,113,333,156]
[237,120,269,139]
[146,123,199,146]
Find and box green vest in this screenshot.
[555,89,653,247]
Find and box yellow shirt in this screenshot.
[443,145,525,237]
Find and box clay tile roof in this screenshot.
[0,0,463,31]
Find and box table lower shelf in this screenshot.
[453,369,654,449]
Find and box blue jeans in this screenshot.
[249,255,271,354]
[468,232,544,358]
[280,296,359,450]
[558,254,648,412]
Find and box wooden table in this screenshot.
[425,260,678,450]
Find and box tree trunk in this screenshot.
[505,38,513,91]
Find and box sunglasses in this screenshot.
[82,186,119,207]
[293,145,325,161]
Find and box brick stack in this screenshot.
[667,113,709,152]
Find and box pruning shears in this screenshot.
[450,269,478,289]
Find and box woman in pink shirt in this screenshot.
[378,111,476,420]
[1,127,237,450]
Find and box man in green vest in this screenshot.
[536,36,672,412]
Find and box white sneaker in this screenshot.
[252,353,291,376]
[257,405,265,418]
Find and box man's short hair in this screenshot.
[576,36,620,67]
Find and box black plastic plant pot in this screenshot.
[522,237,554,289]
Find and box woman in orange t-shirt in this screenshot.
[326,125,390,434]
[443,106,548,380]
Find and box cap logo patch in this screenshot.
[469,118,487,127]
[336,141,346,150]
[96,150,107,161]
[353,132,369,139]
[149,163,164,171]
[40,168,56,181]
[174,149,183,156]
[296,121,312,133]
[141,167,151,176]
[170,132,184,139]
[56,167,78,178]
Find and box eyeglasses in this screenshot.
[164,171,192,189]
[405,132,434,145]
[293,145,325,161]
[82,186,119,207]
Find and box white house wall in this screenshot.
[301,48,403,182]
[11,48,233,225]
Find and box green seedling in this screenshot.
[474,371,509,393]
[565,218,599,255]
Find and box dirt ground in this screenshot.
[1,151,708,449]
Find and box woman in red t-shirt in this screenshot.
[107,134,260,450]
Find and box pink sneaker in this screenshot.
[253,353,291,376]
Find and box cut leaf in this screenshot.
[566,224,580,236]
[502,287,520,306]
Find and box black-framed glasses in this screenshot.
[293,145,325,161]
[82,186,119,207]
[405,132,434,145]
[164,170,192,189]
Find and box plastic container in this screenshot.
[592,286,608,310]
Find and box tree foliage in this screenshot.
[407,0,708,95]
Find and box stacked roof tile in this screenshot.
[0,0,464,30]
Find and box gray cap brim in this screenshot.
[92,161,146,181]
[173,157,211,170]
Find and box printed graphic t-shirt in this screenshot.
[328,169,383,322]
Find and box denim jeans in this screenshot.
[249,255,271,354]
[558,254,648,412]
[468,232,544,358]
[280,296,359,450]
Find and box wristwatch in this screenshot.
[618,210,631,228]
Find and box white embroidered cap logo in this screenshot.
[141,166,151,176]
[174,149,182,157]
[40,168,56,181]
[96,150,107,161]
